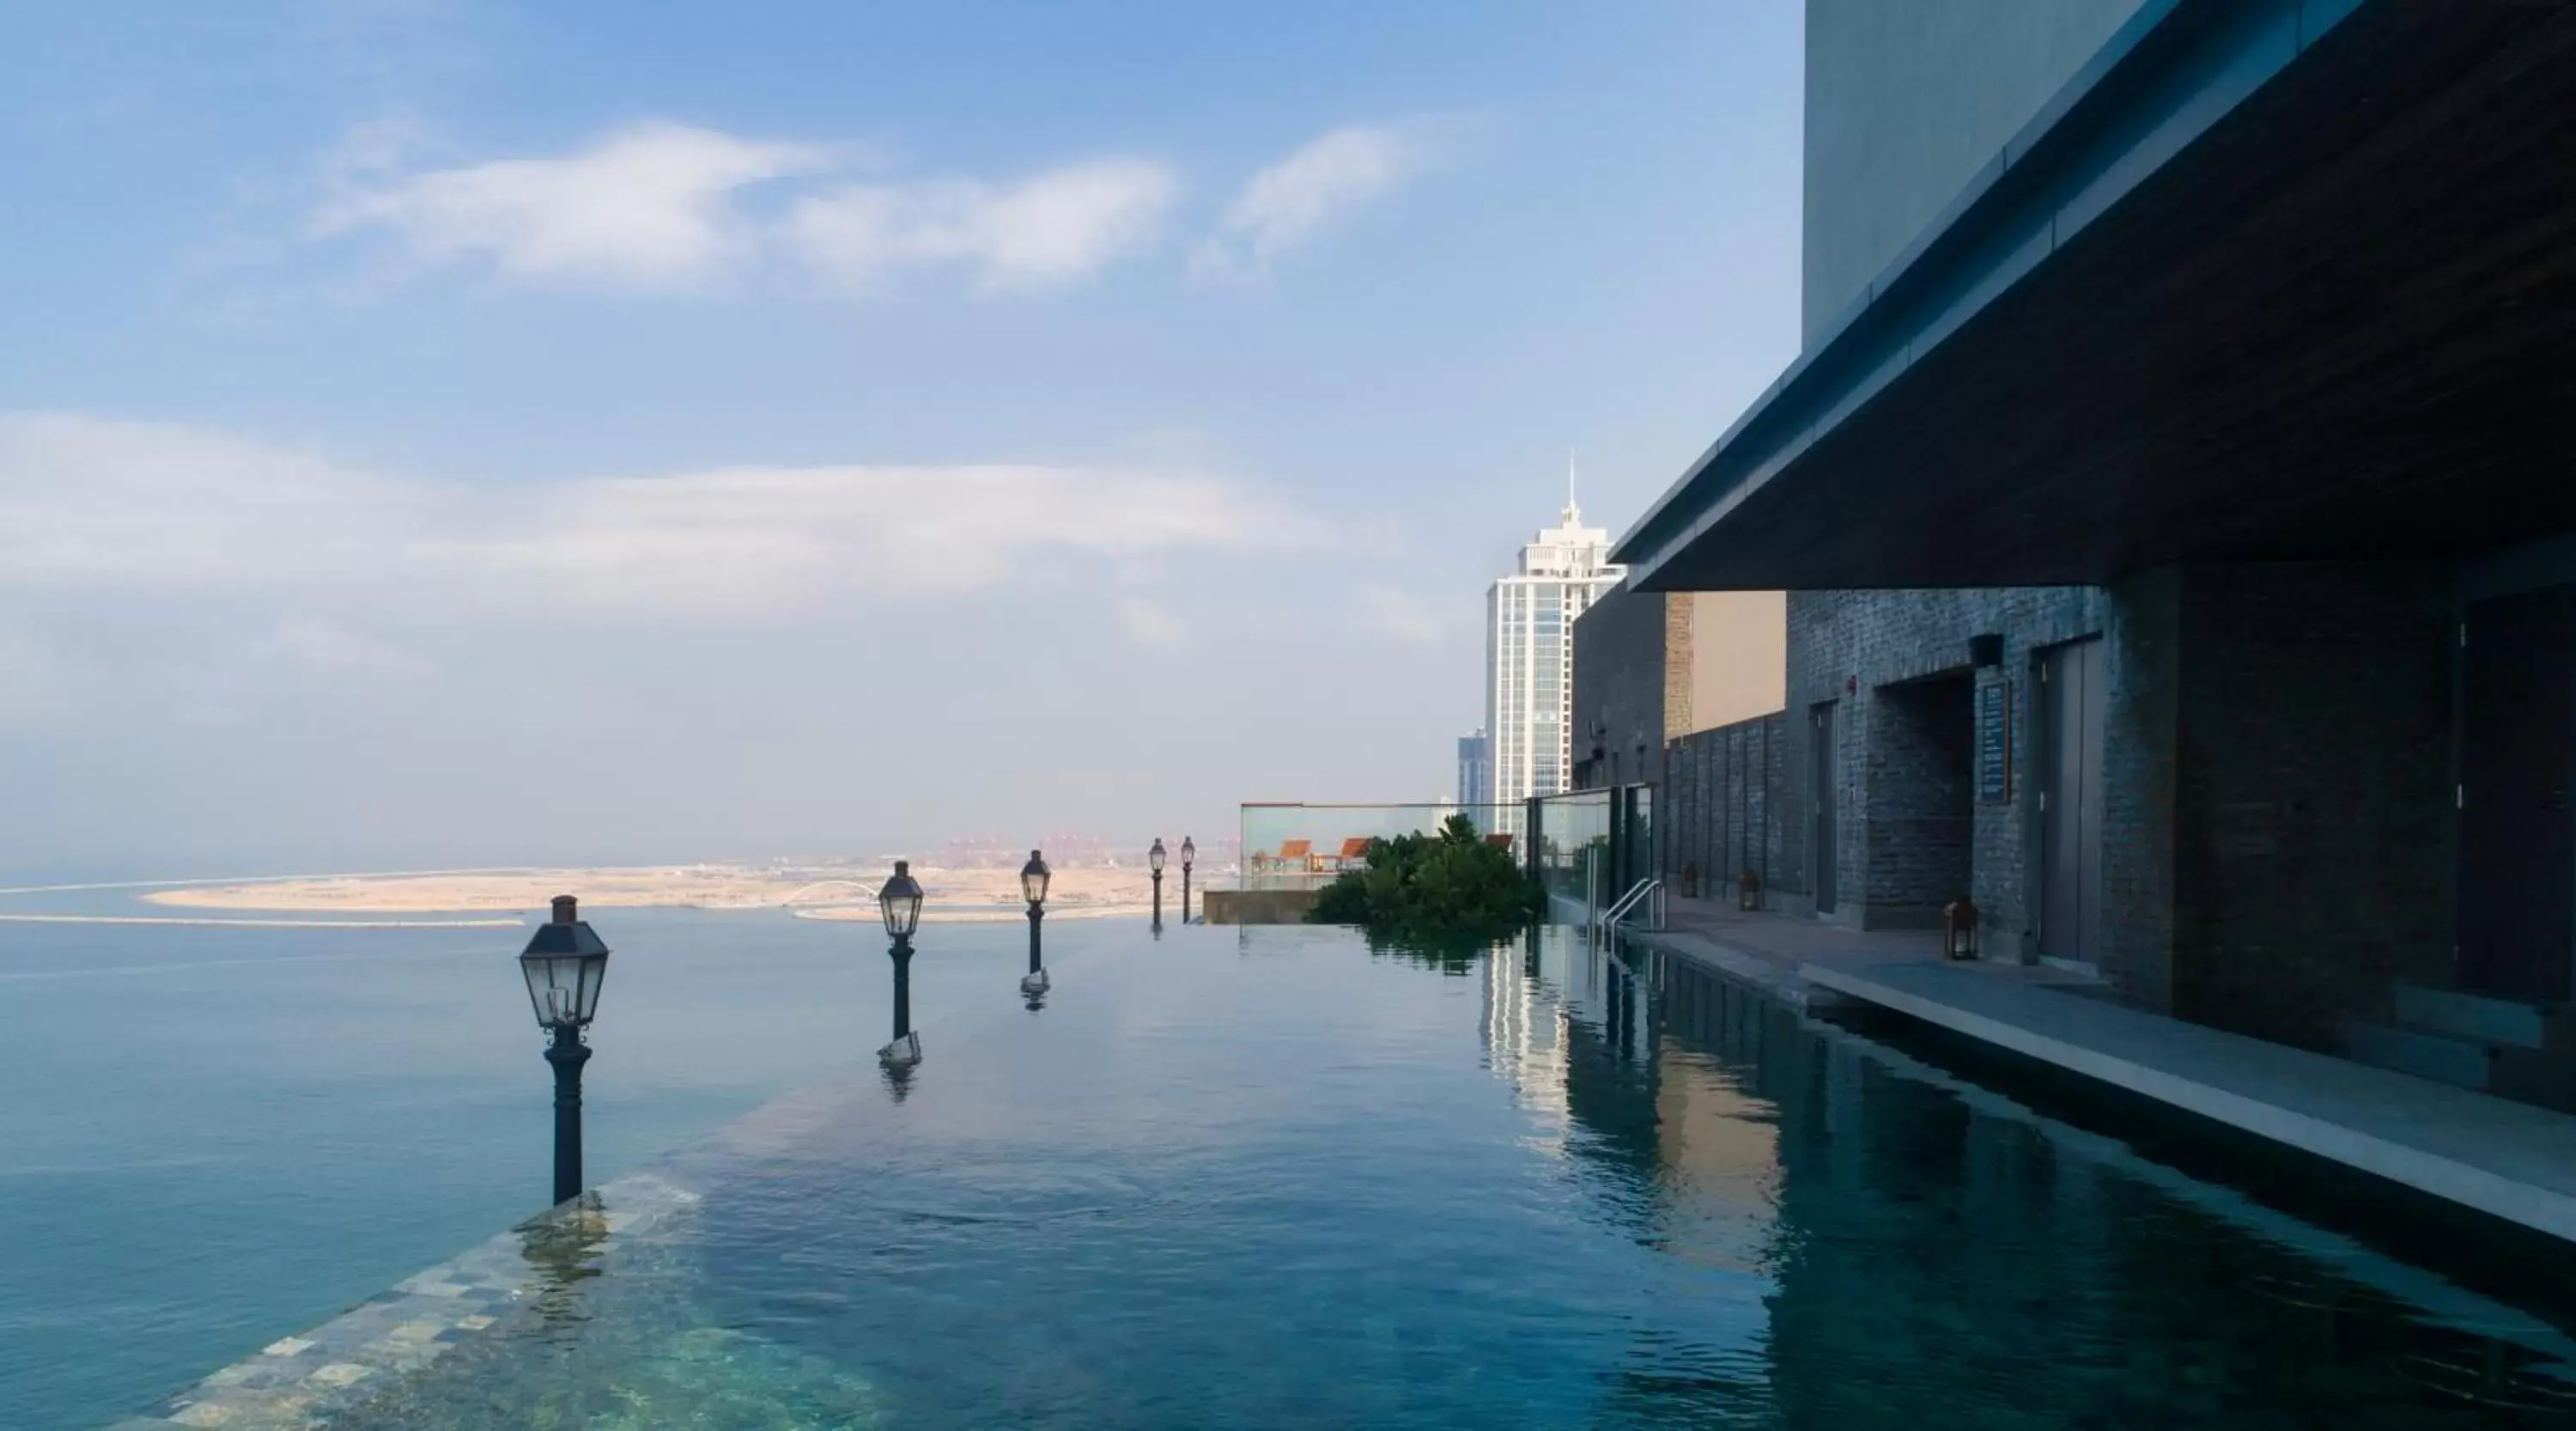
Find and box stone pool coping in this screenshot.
[1803,959,2576,1245]
[1615,921,2576,1380]
[103,1172,703,1431]
[1626,899,2576,1247]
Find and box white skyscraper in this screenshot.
[1485,478,1625,810]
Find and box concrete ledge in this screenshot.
[1619,926,1839,1013]
[1805,960,2576,1245]
[1202,887,1317,925]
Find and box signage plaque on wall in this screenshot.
[1978,680,2012,805]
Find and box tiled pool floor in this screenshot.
[118,926,2576,1428]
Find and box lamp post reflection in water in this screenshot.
[517,895,610,1207]
[1020,849,1051,1000]
[518,1192,610,1328]
[877,861,925,1068]
[1149,837,1167,930]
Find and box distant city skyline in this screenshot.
[0,3,1802,876]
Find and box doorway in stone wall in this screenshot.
[1809,701,1838,916]
[2034,637,2107,966]
[1871,673,1976,926]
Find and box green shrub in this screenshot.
[1306,814,1543,943]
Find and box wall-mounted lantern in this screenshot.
[1943,898,1980,961]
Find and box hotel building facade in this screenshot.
[1486,498,1625,809]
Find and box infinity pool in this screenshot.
[140,925,2576,1428]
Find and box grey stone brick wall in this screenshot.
[1783,588,2116,941]
[1863,673,1976,924]
[2166,563,2456,1051]
[1664,712,1786,904]
[1759,564,2456,1044]
[2100,569,2181,1010]
[1571,581,1671,790]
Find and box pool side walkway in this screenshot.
[1627,898,2576,1247]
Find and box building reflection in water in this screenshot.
[1480,931,1570,1134]
[1482,926,2576,1426]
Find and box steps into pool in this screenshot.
[2346,984,2576,1112]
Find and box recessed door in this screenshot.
[2458,588,2576,1001]
[1810,702,1838,916]
[2035,640,2105,965]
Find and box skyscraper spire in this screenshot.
[1564,448,1580,525]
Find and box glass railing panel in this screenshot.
[1235,803,1524,890]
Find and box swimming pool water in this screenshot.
[249,923,2576,1429]
[0,898,1087,1431]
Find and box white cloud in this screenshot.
[313,121,830,289]
[1194,124,1443,282]
[787,160,1177,294]
[307,120,1174,295]
[0,412,1316,620]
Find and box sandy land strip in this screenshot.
[0,868,539,898]
[0,914,521,929]
[142,863,1193,923]
[786,904,1144,925]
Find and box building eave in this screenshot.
[1613,0,2390,591]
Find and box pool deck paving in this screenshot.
[1627,898,2576,1246]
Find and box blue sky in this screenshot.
[0,1,1802,875]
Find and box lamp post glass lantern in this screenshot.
[1021,849,1050,993]
[519,895,610,1206]
[878,862,926,1065]
[878,861,924,941]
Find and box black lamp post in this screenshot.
[518,895,610,1207]
[1180,836,1195,924]
[1149,837,1166,929]
[1020,849,1051,996]
[878,861,925,1067]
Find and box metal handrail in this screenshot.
[1601,878,1655,925]
[1599,877,1663,941]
